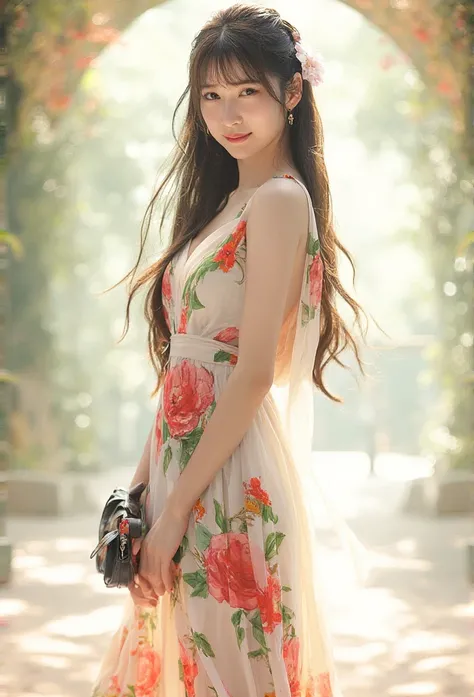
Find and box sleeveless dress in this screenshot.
[91,174,343,697]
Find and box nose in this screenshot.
[220,100,243,128]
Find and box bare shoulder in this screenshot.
[247,176,309,241]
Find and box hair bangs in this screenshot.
[192,33,277,99]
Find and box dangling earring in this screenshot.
[287,110,294,126]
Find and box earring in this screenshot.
[287,110,294,126]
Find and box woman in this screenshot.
[92,4,368,697]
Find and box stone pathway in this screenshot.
[1,454,473,697]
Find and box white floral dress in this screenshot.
[91,174,341,697]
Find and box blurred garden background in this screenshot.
[0,1,473,696]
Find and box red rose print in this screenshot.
[257,574,282,633]
[244,476,272,506]
[283,637,301,697]
[162,265,172,302]
[204,532,264,610]
[135,645,161,697]
[214,221,247,272]
[163,361,214,438]
[309,254,323,308]
[179,640,199,697]
[108,674,121,696]
[178,304,188,334]
[155,408,163,454]
[317,672,332,697]
[214,326,239,343]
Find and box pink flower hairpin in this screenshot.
[292,30,325,88]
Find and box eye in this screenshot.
[201,86,259,100]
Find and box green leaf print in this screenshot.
[264,531,286,561]
[307,235,320,257]
[261,504,279,524]
[173,533,189,564]
[125,686,137,697]
[183,569,209,598]
[281,604,295,626]
[192,630,216,657]
[249,611,268,652]
[237,626,245,648]
[301,301,316,326]
[214,350,234,363]
[163,445,173,475]
[247,648,267,659]
[282,585,292,592]
[190,287,205,311]
[231,609,243,626]
[239,520,248,533]
[179,428,203,472]
[214,499,229,533]
[178,658,184,681]
[163,419,170,443]
[195,523,213,551]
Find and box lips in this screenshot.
[224,133,251,143]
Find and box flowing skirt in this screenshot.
[91,342,339,697]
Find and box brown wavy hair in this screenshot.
[115,3,372,403]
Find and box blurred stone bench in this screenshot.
[7,471,99,517]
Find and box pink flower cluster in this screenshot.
[292,30,325,88]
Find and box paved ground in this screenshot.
[1,453,473,697]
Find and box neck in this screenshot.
[235,136,295,190]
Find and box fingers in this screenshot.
[129,580,157,608]
[134,573,158,600]
[132,537,142,556]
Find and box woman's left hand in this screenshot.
[137,504,190,596]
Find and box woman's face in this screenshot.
[199,64,288,159]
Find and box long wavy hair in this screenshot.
[116,3,371,402]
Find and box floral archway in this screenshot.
[0,0,472,579]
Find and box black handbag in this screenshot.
[90,481,148,588]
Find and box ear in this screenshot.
[285,72,303,111]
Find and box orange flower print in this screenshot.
[214,326,239,343]
[135,645,161,697]
[244,498,260,514]
[244,476,272,506]
[257,574,282,633]
[214,220,247,272]
[308,254,323,309]
[193,498,206,521]
[179,640,199,697]
[229,354,238,366]
[163,360,215,438]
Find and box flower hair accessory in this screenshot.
[292,30,325,87]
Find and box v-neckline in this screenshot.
[181,174,304,271]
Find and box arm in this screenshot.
[128,424,153,491]
[166,177,308,518]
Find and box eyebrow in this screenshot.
[201,80,259,89]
